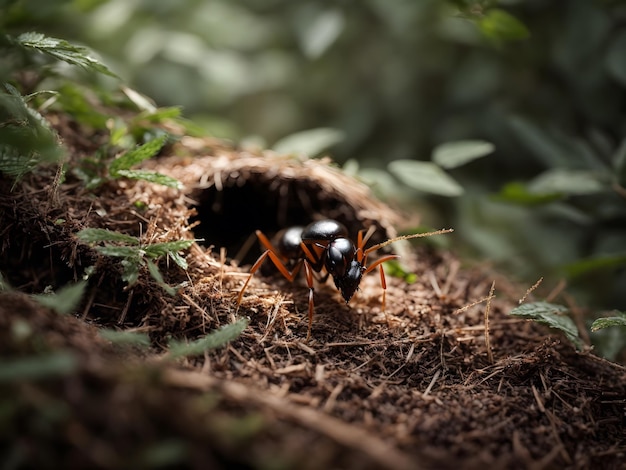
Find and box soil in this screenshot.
[0,111,625,470]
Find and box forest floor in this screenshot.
[1,111,625,470]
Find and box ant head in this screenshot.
[325,238,355,278]
[324,238,363,303]
[334,259,364,303]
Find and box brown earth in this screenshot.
[0,112,625,469]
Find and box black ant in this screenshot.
[236,219,452,340]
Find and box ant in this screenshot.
[236,219,452,340]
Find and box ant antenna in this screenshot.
[364,228,454,256]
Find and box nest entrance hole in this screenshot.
[0,240,76,294]
[190,172,363,265]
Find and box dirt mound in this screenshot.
[1,112,624,469]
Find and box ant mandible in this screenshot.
[236,219,452,341]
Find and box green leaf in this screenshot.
[32,281,86,315]
[95,246,143,258]
[273,127,344,157]
[147,260,176,296]
[168,251,189,270]
[0,85,63,179]
[133,106,183,124]
[356,167,402,200]
[493,182,563,206]
[120,258,142,286]
[509,302,583,349]
[0,144,39,180]
[606,30,626,87]
[99,329,151,347]
[0,352,78,382]
[527,169,607,196]
[590,322,626,361]
[432,140,494,169]
[143,240,195,259]
[76,228,140,245]
[109,134,168,176]
[383,259,417,283]
[388,160,464,196]
[56,84,109,129]
[613,137,626,187]
[508,117,570,167]
[591,313,626,332]
[298,8,345,59]
[114,169,183,189]
[15,32,118,78]
[167,318,248,359]
[563,253,626,278]
[479,9,530,42]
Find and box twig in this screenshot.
[181,293,212,331]
[545,279,567,303]
[322,383,344,413]
[531,384,546,413]
[261,296,284,342]
[518,277,543,304]
[117,288,133,324]
[485,281,495,364]
[423,369,441,397]
[427,272,443,298]
[81,286,97,320]
[452,294,492,315]
[562,291,591,346]
[386,343,415,380]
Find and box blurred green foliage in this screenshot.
[2,0,626,356]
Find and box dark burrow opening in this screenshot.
[189,173,385,266]
[0,238,77,294]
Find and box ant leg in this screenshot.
[364,254,399,314]
[300,241,326,272]
[303,260,315,342]
[237,230,303,306]
[356,225,377,262]
[236,250,270,306]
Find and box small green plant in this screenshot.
[32,281,87,315]
[2,274,87,316]
[0,83,63,184]
[0,351,78,382]
[0,28,118,183]
[9,31,117,78]
[99,328,151,348]
[1,27,184,193]
[510,301,626,359]
[76,228,195,294]
[508,301,584,350]
[591,312,626,332]
[166,318,249,359]
[107,134,181,188]
[383,259,417,284]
